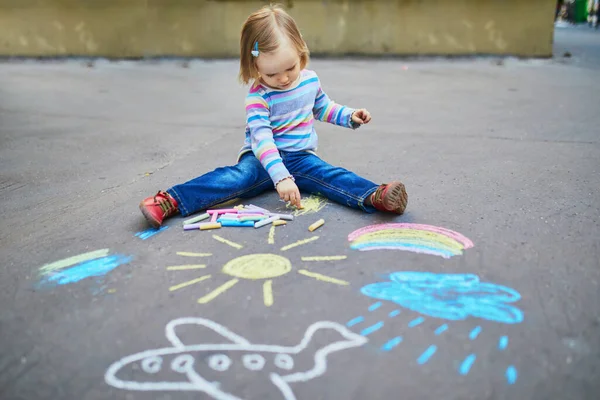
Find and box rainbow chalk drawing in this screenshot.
[38,249,133,286]
[347,223,474,258]
[104,317,367,399]
[345,271,522,385]
[165,233,347,307]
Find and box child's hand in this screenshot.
[276,178,302,208]
[352,109,372,125]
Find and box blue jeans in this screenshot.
[167,151,379,216]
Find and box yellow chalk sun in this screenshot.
[223,254,291,279]
[167,228,348,307]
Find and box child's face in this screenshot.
[256,41,301,90]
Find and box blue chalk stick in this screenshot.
[218,219,255,227]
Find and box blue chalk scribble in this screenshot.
[469,326,482,340]
[498,336,509,350]
[361,272,523,324]
[388,310,401,318]
[135,226,169,240]
[434,324,449,335]
[360,321,384,336]
[408,317,425,327]
[417,345,437,365]
[346,316,364,327]
[506,365,518,384]
[368,302,382,311]
[42,255,132,285]
[381,336,403,351]
[459,353,477,375]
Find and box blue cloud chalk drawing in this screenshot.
[361,272,523,324]
[38,249,133,286]
[105,317,367,399]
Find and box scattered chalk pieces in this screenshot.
[308,218,325,232]
[182,204,303,232]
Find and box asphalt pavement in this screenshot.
[1,24,599,400]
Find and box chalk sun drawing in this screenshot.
[105,317,367,399]
[347,223,474,258]
[38,249,133,286]
[361,271,523,323]
[167,230,348,307]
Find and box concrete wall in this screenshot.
[0,0,557,58]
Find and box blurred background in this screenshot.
[1,0,593,59]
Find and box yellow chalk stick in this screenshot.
[308,219,325,232]
[273,220,287,226]
[199,222,222,230]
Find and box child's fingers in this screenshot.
[294,192,302,208]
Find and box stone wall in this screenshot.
[0,0,557,58]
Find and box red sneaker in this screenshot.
[139,191,179,228]
[370,181,408,214]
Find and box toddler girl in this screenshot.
[139,4,408,228]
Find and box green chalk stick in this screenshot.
[183,213,210,225]
[239,215,268,222]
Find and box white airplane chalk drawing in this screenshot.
[105,317,368,399]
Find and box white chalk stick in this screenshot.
[268,213,294,221]
[254,216,279,228]
[247,204,272,214]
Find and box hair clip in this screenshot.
[251,42,259,57]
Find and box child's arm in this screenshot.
[246,93,302,207]
[246,94,291,184]
[312,77,361,129]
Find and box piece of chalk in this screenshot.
[247,204,272,214]
[199,222,221,230]
[210,212,219,222]
[237,213,265,218]
[183,223,202,230]
[219,220,255,227]
[254,216,279,228]
[219,213,240,220]
[268,213,294,221]
[207,208,239,215]
[239,215,267,222]
[272,220,287,226]
[308,219,325,232]
[238,209,266,215]
[183,213,210,225]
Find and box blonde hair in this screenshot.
[239,4,310,84]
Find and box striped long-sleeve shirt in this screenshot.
[239,69,358,185]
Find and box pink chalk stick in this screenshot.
[210,212,219,222]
